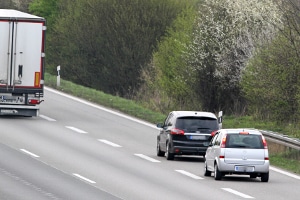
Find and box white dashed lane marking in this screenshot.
[222,188,254,199]
[98,139,122,147]
[65,126,87,134]
[175,170,204,180]
[134,154,161,163]
[39,115,56,121]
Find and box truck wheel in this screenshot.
[166,142,174,160]
[214,164,222,180]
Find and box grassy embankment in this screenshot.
[45,73,300,174]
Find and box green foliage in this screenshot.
[241,32,300,124]
[186,0,281,113]
[47,0,188,98]
[270,151,300,174]
[136,4,198,113]
[45,73,166,123]
[29,0,300,131]
[29,0,58,31]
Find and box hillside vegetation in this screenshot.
[2,0,299,132]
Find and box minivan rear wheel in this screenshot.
[166,142,174,160]
[157,140,164,157]
[214,164,222,180]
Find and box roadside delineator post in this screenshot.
[57,65,60,87]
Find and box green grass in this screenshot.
[270,150,300,174]
[222,115,300,139]
[45,73,166,123]
[45,73,300,174]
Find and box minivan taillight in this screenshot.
[262,135,268,149]
[220,134,227,148]
[170,128,185,135]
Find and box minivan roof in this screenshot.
[171,111,217,119]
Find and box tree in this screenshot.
[135,4,198,112]
[241,0,300,124]
[186,0,281,113]
[242,34,300,123]
[29,0,59,32]
[50,0,188,98]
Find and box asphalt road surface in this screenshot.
[0,87,299,200]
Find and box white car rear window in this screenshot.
[226,134,263,149]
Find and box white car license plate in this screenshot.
[235,166,255,172]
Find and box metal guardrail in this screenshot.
[260,130,300,151]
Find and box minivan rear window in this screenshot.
[226,134,263,149]
[175,117,218,132]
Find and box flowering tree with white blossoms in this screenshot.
[242,0,300,123]
[186,0,282,112]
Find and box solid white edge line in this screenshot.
[175,170,203,180]
[98,139,122,147]
[45,87,158,129]
[222,188,254,199]
[39,114,56,121]
[134,154,160,163]
[20,149,40,158]
[65,126,87,134]
[270,166,300,180]
[73,173,96,184]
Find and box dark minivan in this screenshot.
[156,111,220,160]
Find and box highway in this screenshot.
[0,87,299,200]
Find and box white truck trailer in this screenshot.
[0,9,46,116]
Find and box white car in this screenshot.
[204,129,269,182]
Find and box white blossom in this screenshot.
[187,0,283,89]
